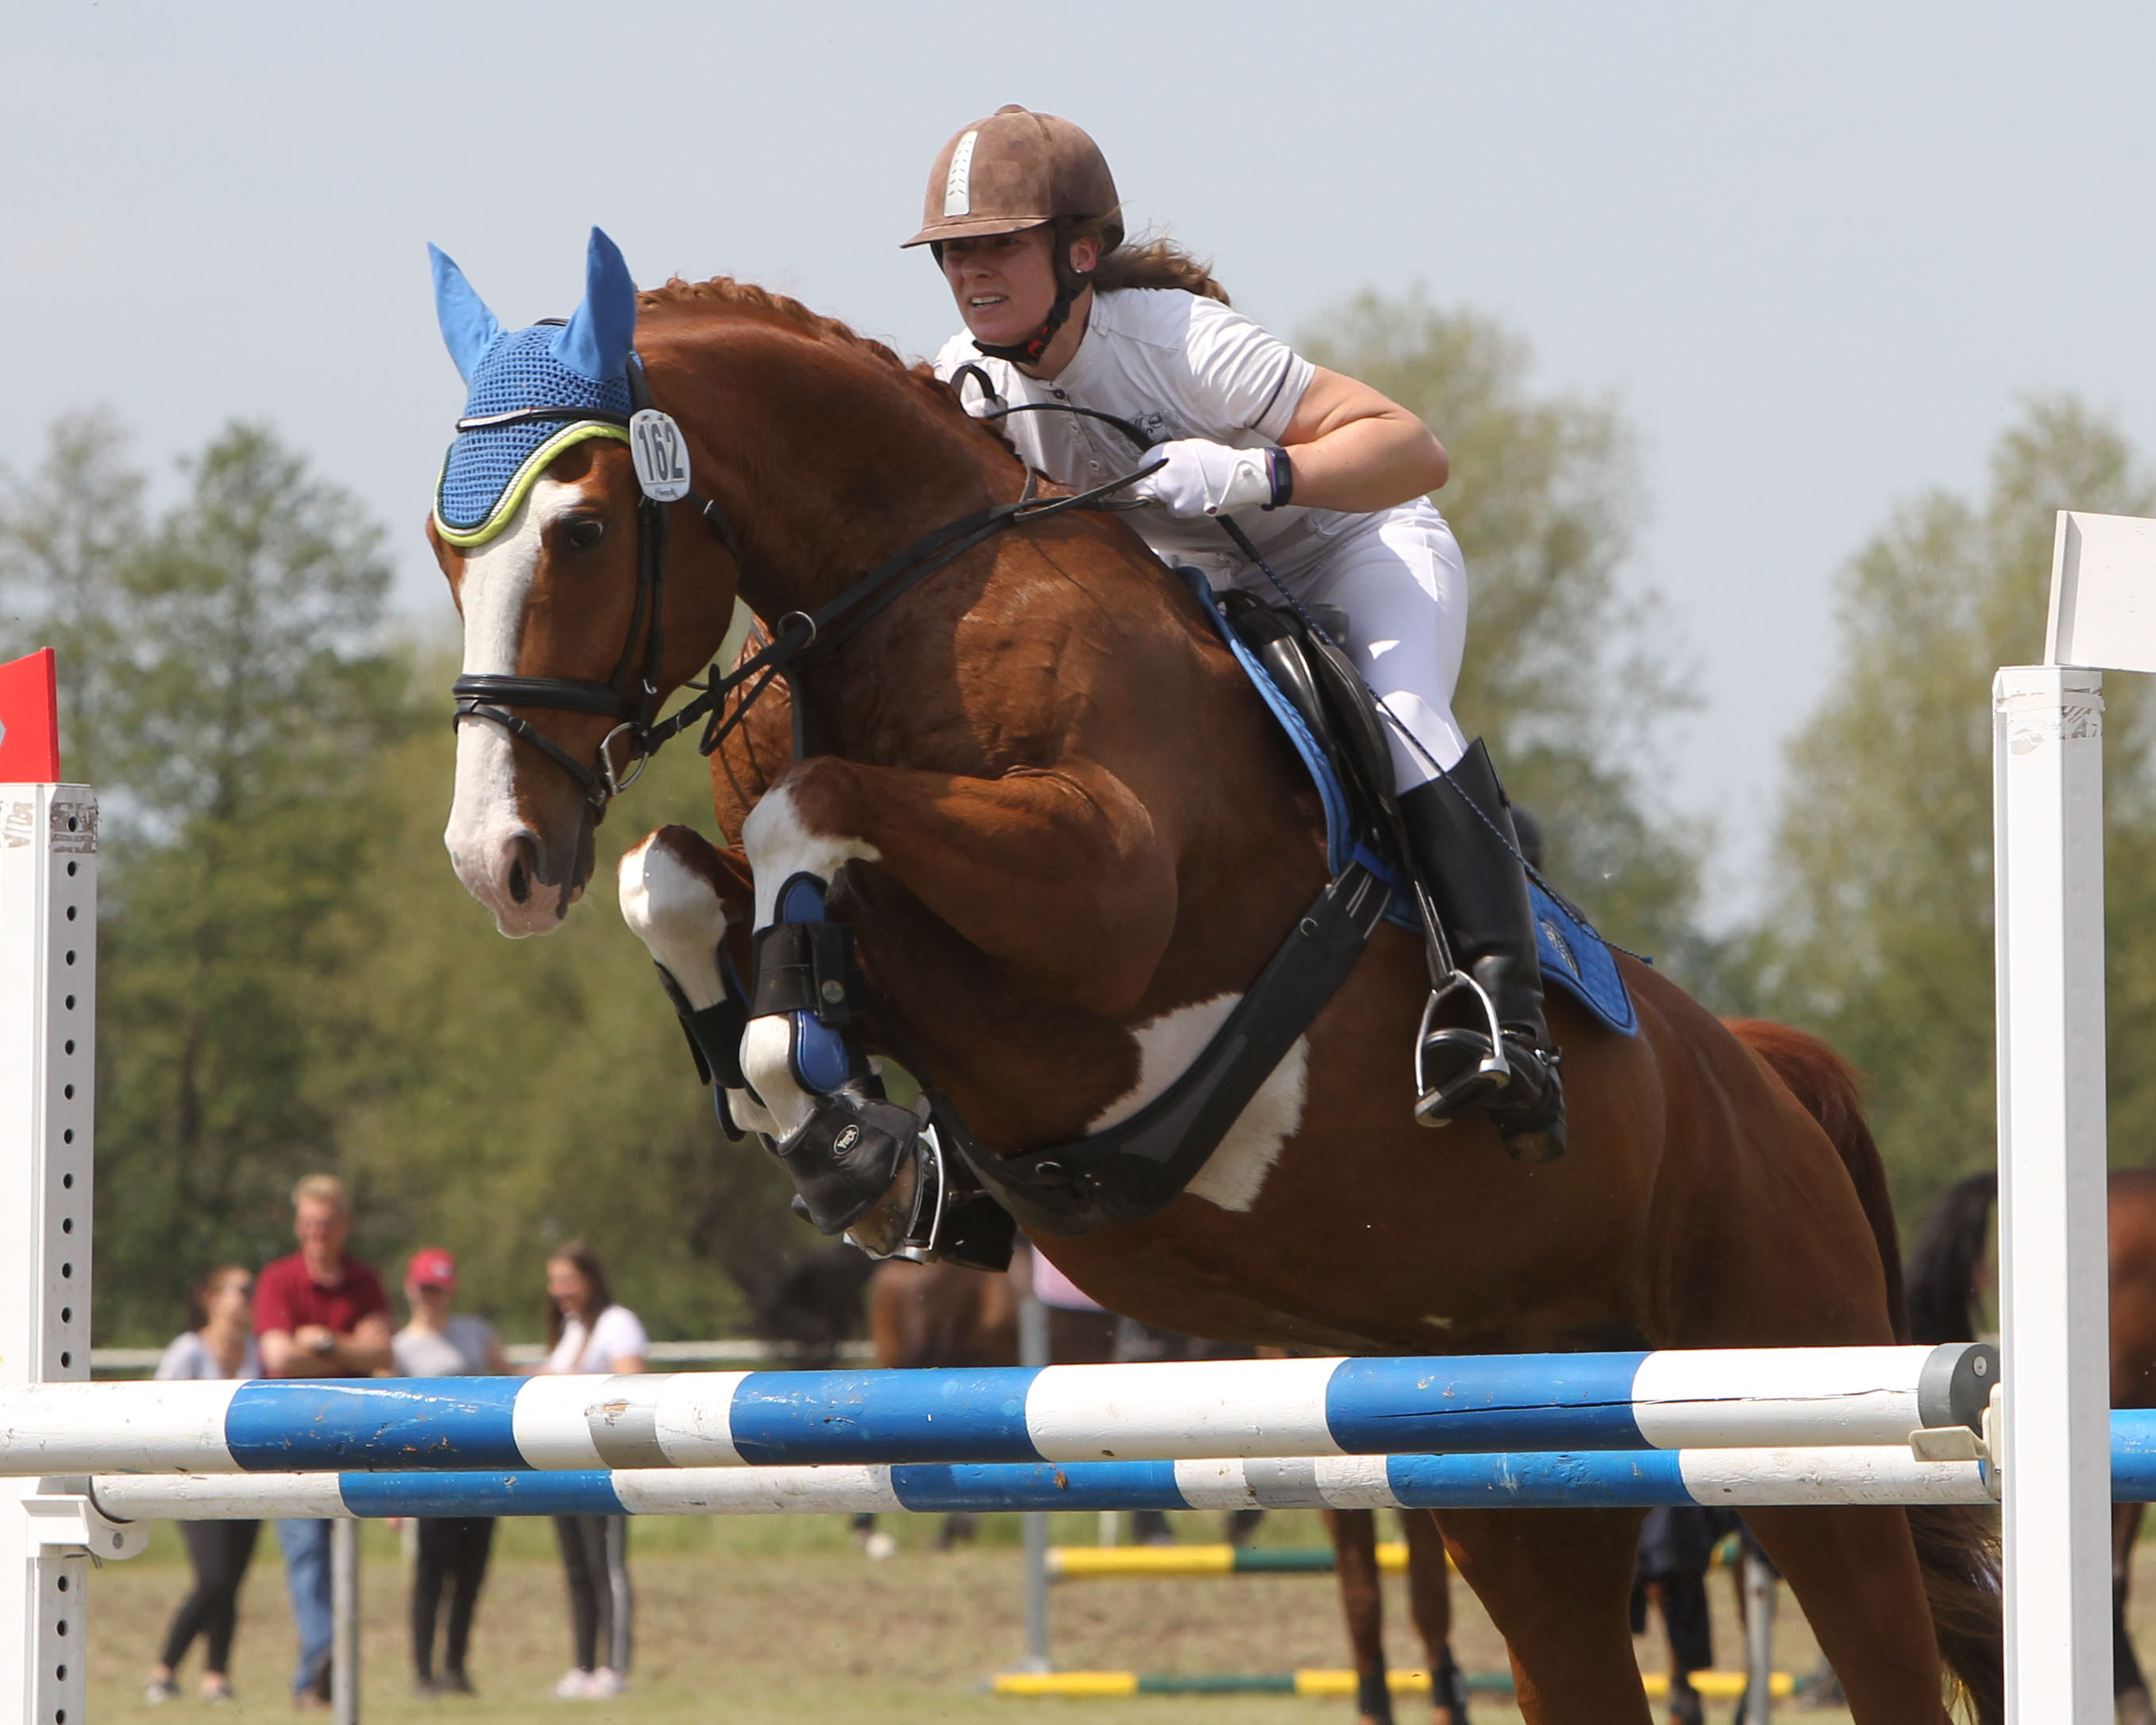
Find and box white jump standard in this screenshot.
[0,1342,1996,1477]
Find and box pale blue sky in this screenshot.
[7,2,2153,923]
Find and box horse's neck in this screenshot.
[682,333,1016,622]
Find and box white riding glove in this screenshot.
[1131,439,1291,518]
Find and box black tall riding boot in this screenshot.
[1397,740,1565,1157]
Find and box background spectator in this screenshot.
[256,1174,391,1709]
[392,1248,507,1696]
[144,1267,261,1705]
[538,1241,645,1701]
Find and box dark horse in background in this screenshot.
[426,230,2001,1723]
[1906,1168,2156,1725]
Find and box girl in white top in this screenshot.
[904,106,1564,1154]
[147,1267,261,1704]
[537,1242,642,1699]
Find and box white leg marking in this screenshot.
[737,783,884,1138]
[727,1084,784,1139]
[616,835,730,1009]
[443,479,586,935]
[1086,995,1309,1214]
[740,783,882,930]
[739,1017,817,1139]
[616,832,782,1134]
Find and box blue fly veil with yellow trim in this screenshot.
[429,229,641,546]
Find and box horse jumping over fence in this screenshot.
[425,231,2000,1724]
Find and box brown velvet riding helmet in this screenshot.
[901,105,1123,252]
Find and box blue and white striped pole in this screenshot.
[88,1406,2156,1518]
[80,1412,2156,1521]
[83,1448,1985,1520]
[0,1344,1996,1477]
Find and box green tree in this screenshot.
[1299,291,1711,978]
[0,409,147,786]
[17,422,421,1337]
[2,411,796,1343]
[1749,399,2156,1221]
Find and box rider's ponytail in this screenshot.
[1080,223,1232,305]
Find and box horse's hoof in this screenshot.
[2117,1687,2156,1725]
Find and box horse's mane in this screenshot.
[638,276,999,442]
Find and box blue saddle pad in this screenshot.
[1185,574,1637,1037]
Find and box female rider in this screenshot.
[907,105,1563,1152]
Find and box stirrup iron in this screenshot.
[1413,967,1511,1127]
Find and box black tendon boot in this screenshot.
[1397,741,1565,1158]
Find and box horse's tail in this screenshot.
[1724,1018,1909,1339]
[1903,1170,1999,1345]
[1725,1017,2005,1725]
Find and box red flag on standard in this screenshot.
[0,648,60,782]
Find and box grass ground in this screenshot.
[91,1505,1943,1723]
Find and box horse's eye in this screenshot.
[565,517,606,553]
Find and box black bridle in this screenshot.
[448,354,1161,813]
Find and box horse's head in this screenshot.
[428,230,734,936]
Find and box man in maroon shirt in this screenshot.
[255,1174,391,1705]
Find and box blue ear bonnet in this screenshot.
[430,229,640,546]
[434,329,632,542]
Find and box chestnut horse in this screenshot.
[1905,1167,2156,1725]
[427,239,2000,1723]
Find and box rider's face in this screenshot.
[942,228,1059,346]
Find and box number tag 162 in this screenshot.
[629,409,692,503]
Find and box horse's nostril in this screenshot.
[507,856,531,905]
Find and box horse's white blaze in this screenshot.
[1087,995,1309,1214]
[444,480,583,936]
[737,783,884,1136]
[616,834,730,1009]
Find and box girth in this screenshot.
[923,861,1393,1236]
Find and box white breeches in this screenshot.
[1224,500,1470,791]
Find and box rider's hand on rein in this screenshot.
[1129,438,1292,518]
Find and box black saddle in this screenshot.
[1216,592,1401,852]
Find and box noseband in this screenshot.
[447,354,1162,815]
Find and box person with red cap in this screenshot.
[392,1248,507,1696]
[908,106,1564,1158]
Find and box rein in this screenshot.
[448,355,1162,813]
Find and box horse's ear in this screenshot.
[429,244,502,384]
[552,227,637,383]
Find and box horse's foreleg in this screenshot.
[741,757,1178,1018]
[615,824,772,1130]
[1440,1507,1649,1725]
[1325,1508,1394,1725]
